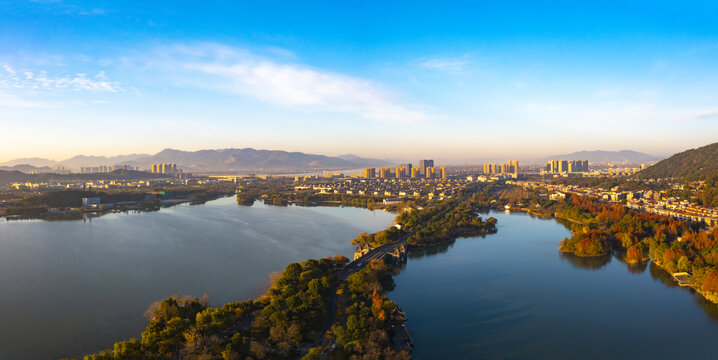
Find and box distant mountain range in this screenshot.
[636,141,718,180]
[532,150,662,164]
[0,154,151,169]
[0,170,169,186]
[0,158,60,167]
[0,148,393,173]
[0,164,54,173]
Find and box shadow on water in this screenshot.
[558,251,612,271]
[648,261,678,288]
[612,251,649,275]
[407,243,454,260]
[647,261,718,322]
[624,261,649,275]
[694,293,718,322]
[406,232,491,260]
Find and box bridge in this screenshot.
[336,233,411,281]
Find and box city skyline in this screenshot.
[2,1,718,162]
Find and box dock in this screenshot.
[672,272,692,286]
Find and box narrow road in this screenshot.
[307,232,413,355]
[336,233,411,281]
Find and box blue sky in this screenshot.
[1,0,718,163]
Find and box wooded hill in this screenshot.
[636,141,718,181]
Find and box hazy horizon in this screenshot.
[0,146,672,168]
[2,1,718,163]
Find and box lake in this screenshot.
[389,210,718,359]
[0,197,396,360]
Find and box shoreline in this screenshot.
[512,206,718,305]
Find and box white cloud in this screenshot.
[0,90,49,108]
[417,56,469,74]
[156,44,434,123]
[0,66,120,92]
[3,65,16,75]
[522,100,718,126]
[78,8,109,16]
[670,108,718,122]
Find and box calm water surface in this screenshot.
[389,211,718,359]
[0,197,396,360]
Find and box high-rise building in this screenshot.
[484,163,504,174]
[151,163,179,174]
[364,168,376,178]
[395,167,405,178]
[544,160,589,173]
[399,163,412,176]
[558,160,569,173]
[379,167,392,178]
[426,166,435,178]
[507,160,519,174]
[419,159,434,176]
[411,168,420,178]
[441,166,447,179]
[546,160,557,173]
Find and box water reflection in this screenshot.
[389,210,718,359]
[558,251,612,270]
[694,293,718,321]
[0,197,396,360]
[407,243,453,259]
[612,251,649,275]
[648,261,678,288]
[625,261,649,275]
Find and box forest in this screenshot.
[78,255,411,360]
[547,195,718,302]
[396,188,498,247]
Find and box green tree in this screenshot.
[112,339,143,360]
[677,256,691,272]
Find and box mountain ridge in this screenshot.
[636,142,718,180]
[1,148,392,173]
[531,150,661,164]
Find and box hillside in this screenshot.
[122,148,391,172]
[0,164,54,173]
[536,150,660,164]
[636,142,718,181]
[0,158,58,167]
[1,148,391,173]
[61,154,150,169]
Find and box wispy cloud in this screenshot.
[154,43,434,122]
[28,1,113,16]
[78,8,109,16]
[522,100,718,126]
[416,55,470,74]
[671,108,718,122]
[0,90,49,108]
[0,65,121,92]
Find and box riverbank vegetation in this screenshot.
[524,191,718,303]
[0,185,236,219]
[323,259,411,360]
[81,256,350,360]
[397,188,498,247]
[348,185,498,249]
[79,255,414,360]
